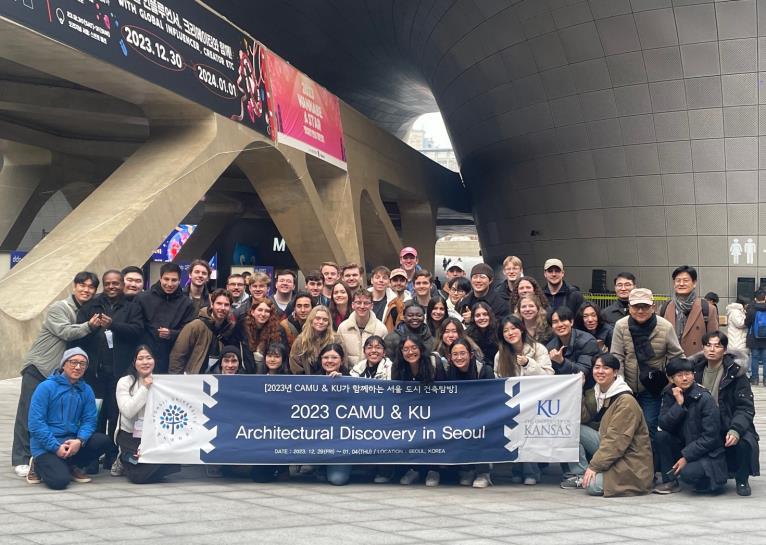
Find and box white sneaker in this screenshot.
[459,470,475,486]
[523,477,537,486]
[425,470,440,487]
[399,469,419,485]
[14,464,29,478]
[110,458,124,477]
[472,473,493,488]
[373,474,391,484]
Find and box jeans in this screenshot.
[35,433,110,490]
[586,472,604,496]
[637,391,661,470]
[511,463,540,480]
[569,425,601,475]
[325,464,352,486]
[751,348,766,380]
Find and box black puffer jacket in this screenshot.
[691,352,760,477]
[659,382,727,487]
[546,329,601,389]
[745,302,766,349]
[384,321,434,360]
[135,282,195,373]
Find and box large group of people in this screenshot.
[10,249,760,497]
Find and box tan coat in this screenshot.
[337,312,389,366]
[585,392,654,497]
[611,315,684,394]
[661,298,718,356]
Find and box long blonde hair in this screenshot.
[290,305,337,363]
[514,294,550,343]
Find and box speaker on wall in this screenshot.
[737,277,756,303]
[591,269,607,293]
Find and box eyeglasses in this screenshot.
[402,347,420,354]
[704,343,724,349]
[353,301,372,307]
[66,360,88,368]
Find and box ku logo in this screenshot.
[537,399,560,417]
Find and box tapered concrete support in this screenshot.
[237,146,349,271]
[0,112,264,378]
[0,143,116,250]
[358,188,401,268]
[399,200,437,273]
[173,200,244,263]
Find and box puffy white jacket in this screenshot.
[350,357,393,379]
[726,302,748,351]
[337,312,389,366]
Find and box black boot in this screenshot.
[750,376,759,386]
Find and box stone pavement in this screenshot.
[2,376,766,545]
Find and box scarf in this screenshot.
[628,314,657,365]
[595,375,633,411]
[673,289,697,338]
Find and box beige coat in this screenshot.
[611,315,684,394]
[336,312,389,366]
[585,391,654,497]
[661,298,719,356]
[494,342,554,377]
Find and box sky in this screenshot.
[411,112,453,149]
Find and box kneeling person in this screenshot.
[27,349,110,489]
[691,331,759,496]
[581,354,654,496]
[654,357,727,494]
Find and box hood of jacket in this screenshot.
[595,375,633,410]
[196,306,236,335]
[150,281,183,301]
[727,302,744,314]
[690,351,748,377]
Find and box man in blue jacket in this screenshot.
[27,348,109,489]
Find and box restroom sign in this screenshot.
[730,237,757,265]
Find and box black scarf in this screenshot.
[628,314,657,365]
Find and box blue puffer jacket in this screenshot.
[28,373,97,457]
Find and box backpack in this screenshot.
[659,298,709,325]
[753,309,766,339]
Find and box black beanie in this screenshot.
[470,263,494,279]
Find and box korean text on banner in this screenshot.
[139,374,581,465]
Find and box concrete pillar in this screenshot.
[399,199,437,273]
[358,188,401,269]
[0,112,264,378]
[236,145,349,271]
[173,200,244,263]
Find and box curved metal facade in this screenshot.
[210,0,765,296]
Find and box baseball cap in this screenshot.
[390,268,408,279]
[544,258,563,271]
[400,247,418,258]
[445,258,465,272]
[629,288,653,306]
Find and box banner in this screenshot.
[139,374,581,465]
[0,0,273,138]
[265,50,347,170]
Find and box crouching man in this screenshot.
[579,353,654,496]
[27,348,110,489]
[654,357,727,494]
[690,331,759,496]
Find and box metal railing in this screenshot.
[584,293,671,311]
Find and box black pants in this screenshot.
[35,433,110,490]
[726,440,753,482]
[656,430,711,488]
[11,366,46,466]
[92,372,120,462]
[116,430,179,484]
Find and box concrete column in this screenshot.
[358,188,401,269]
[173,200,244,263]
[237,145,349,271]
[0,112,264,378]
[399,199,437,273]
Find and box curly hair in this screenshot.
[510,276,550,313]
[244,297,283,353]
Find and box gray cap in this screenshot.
[60,347,89,368]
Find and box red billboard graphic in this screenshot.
[265,50,346,170]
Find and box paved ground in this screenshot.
[2,377,766,545]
